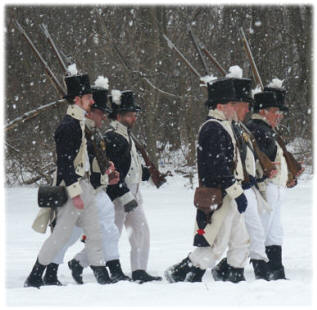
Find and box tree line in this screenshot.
[5,5,312,185]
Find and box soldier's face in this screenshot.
[88,109,105,128]
[262,107,284,128]
[217,103,236,120]
[233,102,249,121]
[79,94,94,112]
[118,112,137,129]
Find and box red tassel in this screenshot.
[197,229,205,235]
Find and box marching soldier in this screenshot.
[246,82,303,280]
[164,77,252,283]
[212,95,278,281]
[24,72,112,287]
[104,90,162,283]
[66,77,130,284]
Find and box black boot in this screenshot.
[68,259,84,284]
[250,259,270,281]
[106,259,130,282]
[266,245,286,280]
[226,265,246,283]
[211,258,229,282]
[132,270,162,284]
[164,257,205,283]
[43,263,63,286]
[90,266,112,284]
[24,259,46,288]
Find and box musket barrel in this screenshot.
[40,23,68,72]
[201,46,226,77]
[163,34,201,78]
[239,27,264,90]
[16,21,66,97]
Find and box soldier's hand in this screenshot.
[105,161,115,175]
[296,166,305,177]
[269,162,280,178]
[124,199,138,213]
[109,170,120,185]
[235,193,248,213]
[72,195,84,210]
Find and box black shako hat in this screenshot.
[91,87,112,114]
[64,74,92,102]
[253,87,288,112]
[205,77,253,109]
[108,90,141,118]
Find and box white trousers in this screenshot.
[260,183,284,246]
[244,188,268,261]
[38,180,105,266]
[114,184,150,272]
[189,199,249,270]
[52,189,120,266]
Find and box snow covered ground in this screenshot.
[4,173,313,307]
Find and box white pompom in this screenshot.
[226,65,243,79]
[267,78,284,89]
[111,90,122,105]
[67,63,78,76]
[251,85,262,98]
[200,74,217,86]
[94,76,109,89]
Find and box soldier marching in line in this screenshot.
[245,81,303,280]
[37,76,130,286]
[211,86,279,282]
[24,72,117,287]
[164,77,253,283]
[103,90,162,283]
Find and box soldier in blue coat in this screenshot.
[165,77,252,284]
[103,90,162,283]
[24,72,112,287]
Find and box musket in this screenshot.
[5,99,65,132]
[187,26,209,75]
[41,23,111,171]
[15,21,66,97]
[239,27,264,90]
[40,23,68,72]
[130,132,171,188]
[200,46,227,77]
[163,34,202,79]
[239,122,277,178]
[238,27,303,183]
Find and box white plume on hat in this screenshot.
[67,63,78,76]
[267,78,284,89]
[111,89,122,105]
[226,65,243,79]
[94,76,109,90]
[200,74,217,86]
[251,85,262,98]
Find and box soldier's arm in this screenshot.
[55,122,83,198]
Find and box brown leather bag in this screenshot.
[194,187,223,215]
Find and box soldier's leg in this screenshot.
[244,188,270,280]
[25,198,81,288]
[78,182,105,267]
[264,183,286,280]
[125,202,150,272]
[43,226,83,286]
[78,181,111,284]
[52,225,83,265]
[225,207,249,283]
[165,204,236,283]
[244,188,267,261]
[37,198,81,266]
